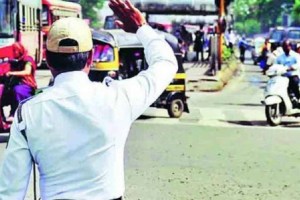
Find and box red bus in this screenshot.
[0,0,82,71]
[0,0,43,73]
[41,0,82,63]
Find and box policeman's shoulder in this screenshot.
[18,88,45,107]
[19,94,39,107]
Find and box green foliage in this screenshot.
[234,19,260,36]
[222,44,232,61]
[234,22,244,34]
[233,0,294,34]
[80,0,104,28]
[66,0,105,28]
[292,1,300,25]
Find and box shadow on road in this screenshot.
[218,103,263,107]
[259,86,266,89]
[138,115,169,120]
[280,121,300,128]
[221,120,267,127]
[222,120,300,128]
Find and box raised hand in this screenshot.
[108,0,147,33]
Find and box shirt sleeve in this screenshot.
[275,56,280,64]
[291,53,300,70]
[115,25,178,122]
[0,118,33,199]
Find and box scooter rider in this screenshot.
[275,39,300,108]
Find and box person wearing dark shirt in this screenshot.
[193,25,205,62]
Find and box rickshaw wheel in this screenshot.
[168,98,184,118]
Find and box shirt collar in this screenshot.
[54,71,90,86]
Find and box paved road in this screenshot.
[1,60,300,199]
[123,60,300,200]
[125,123,300,200]
[142,60,299,128]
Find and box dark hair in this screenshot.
[46,50,90,71]
[282,39,291,47]
[46,38,91,71]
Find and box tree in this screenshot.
[255,0,293,32]
[66,0,105,28]
[244,19,260,35]
[233,0,293,35]
[233,0,258,35]
[292,0,300,25]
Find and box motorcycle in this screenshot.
[263,64,300,126]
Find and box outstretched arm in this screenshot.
[108,0,178,121]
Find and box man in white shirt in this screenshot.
[225,28,236,52]
[275,40,300,108]
[0,0,178,199]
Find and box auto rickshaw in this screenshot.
[90,29,189,118]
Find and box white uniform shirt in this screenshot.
[0,25,178,200]
[275,50,300,77]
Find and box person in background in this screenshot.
[238,35,247,63]
[193,24,205,62]
[238,35,248,63]
[225,28,236,53]
[0,57,12,130]
[180,25,193,61]
[260,38,271,74]
[296,43,300,54]
[0,0,178,199]
[266,43,283,67]
[3,42,37,122]
[275,39,300,108]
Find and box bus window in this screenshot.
[0,0,42,65]
[42,5,49,26]
[21,4,25,29]
[0,0,14,36]
[93,44,114,62]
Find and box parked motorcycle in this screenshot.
[263,64,300,126]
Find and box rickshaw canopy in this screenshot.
[92,29,182,54]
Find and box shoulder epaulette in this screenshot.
[17,94,40,140]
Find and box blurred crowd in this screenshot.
[150,22,217,62]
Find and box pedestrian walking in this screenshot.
[193,24,204,62]
[0,0,178,199]
[225,28,236,53]
[180,25,193,61]
[260,38,271,74]
[238,35,252,63]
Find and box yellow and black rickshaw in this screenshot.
[89,29,189,118]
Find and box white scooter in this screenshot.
[263,64,300,126]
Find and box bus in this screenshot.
[0,0,82,71]
[0,0,42,72]
[41,0,82,64]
